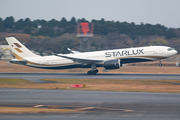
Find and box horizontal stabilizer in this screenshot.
[10,59,28,65]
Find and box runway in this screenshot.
[0,88,180,120]
[1,73,180,83]
[1,73,180,119]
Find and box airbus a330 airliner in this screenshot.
[6,37,177,75]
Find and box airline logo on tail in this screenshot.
[13,43,23,53]
[13,43,22,48]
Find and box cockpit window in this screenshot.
[167,48,175,51]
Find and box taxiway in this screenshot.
[0,73,180,83]
[0,88,180,120]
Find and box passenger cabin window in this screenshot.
[167,48,175,51]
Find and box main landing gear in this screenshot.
[87,64,99,75]
[87,69,99,75]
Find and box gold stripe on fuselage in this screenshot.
[28,61,78,67]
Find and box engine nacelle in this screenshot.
[104,59,121,69]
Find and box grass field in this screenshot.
[0,107,77,114]
[0,78,180,93]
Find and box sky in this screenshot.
[0,0,180,28]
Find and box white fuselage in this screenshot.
[6,37,178,74]
[24,46,177,69]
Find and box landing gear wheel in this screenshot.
[159,63,162,67]
[95,69,98,74]
[87,71,92,75]
[92,71,97,75]
[87,69,99,75]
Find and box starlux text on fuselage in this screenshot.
[105,49,144,57]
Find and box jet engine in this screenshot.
[104,59,121,69]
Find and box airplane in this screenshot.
[6,37,177,75]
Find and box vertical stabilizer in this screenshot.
[5,37,40,60]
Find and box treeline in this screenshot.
[0,16,179,39]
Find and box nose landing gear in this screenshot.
[159,60,162,67]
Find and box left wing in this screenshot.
[56,54,104,64]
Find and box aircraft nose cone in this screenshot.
[174,50,178,54]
